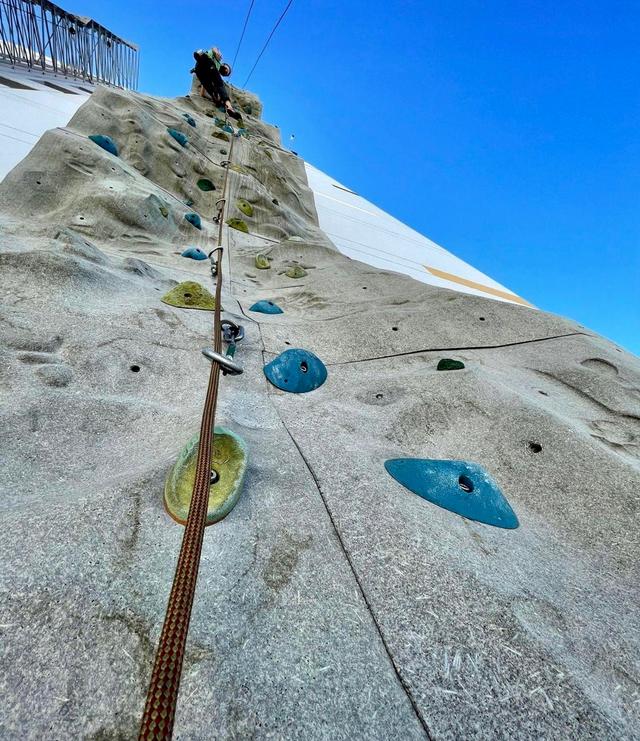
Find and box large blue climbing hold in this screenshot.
[249,300,283,315]
[181,246,207,260]
[182,113,196,127]
[384,459,519,530]
[264,349,327,393]
[222,124,234,134]
[88,134,118,156]
[167,128,188,147]
[184,212,202,230]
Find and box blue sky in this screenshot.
[78,1,638,353]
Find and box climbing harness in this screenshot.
[139,138,240,740]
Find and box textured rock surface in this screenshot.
[0,81,639,740]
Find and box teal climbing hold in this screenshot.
[264,349,327,393]
[249,300,283,315]
[184,212,202,230]
[236,128,248,137]
[223,124,234,134]
[197,178,215,191]
[182,113,196,127]
[384,459,519,530]
[88,135,118,156]
[167,128,188,147]
[437,359,465,371]
[181,247,207,260]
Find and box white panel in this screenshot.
[305,162,529,306]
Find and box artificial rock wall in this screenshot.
[0,82,639,739]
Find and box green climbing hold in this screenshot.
[159,205,169,218]
[437,359,465,371]
[197,178,215,191]
[241,103,253,115]
[214,117,227,129]
[184,198,194,207]
[255,254,270,270]
[220,148,228,155]
[161,281,217,311]
[285,265,307,279]
[213,132,230,142]
[226,218,249,233]
[164,426,247,525]
[237,199,254,217]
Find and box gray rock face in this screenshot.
[0,84,638,740]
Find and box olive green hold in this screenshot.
[227,218,249,233]
[437,358,465,371]
[255,254,270,270]
[197,178,215,191]
[285,265,307,279]
[213,131,230,142]
[237,199,254,217]
[161,281,217,311]
[159,205,169,218]
[164,426,248,525]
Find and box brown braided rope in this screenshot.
[139,134,236,740]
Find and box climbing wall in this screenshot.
[0,81,639,740]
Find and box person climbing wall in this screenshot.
[191,49,241,120]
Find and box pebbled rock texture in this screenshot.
[0,82,639,740]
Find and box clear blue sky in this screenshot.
[77,0,638,354]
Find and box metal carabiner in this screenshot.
[201,348,243,375]
[221,319,245,344]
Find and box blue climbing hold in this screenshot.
[88,134,118,156]
[167,128,188,147]
[264,349,327,393]
[384,459,519,529]
[184,212,202,230]
[236,128,248,137]
[181,246,207,260]
[222,124,234,134]
[249,300,283,315]
[182,113,196,127]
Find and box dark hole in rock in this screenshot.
[36,180,41,185]
[79,216,84,220]
[300,361,308,373]
[528,441,542,453]
[458,475,474,493]
[392,326,398,331]
[130,365,141,373]
[479,317,486,321]
[538,390,549,396]
[184,292,192,298]
[285,341,291,345]
[272,198,279,205]
[210,469,219,485]
[362,286,367,290]
[375,393,383,399]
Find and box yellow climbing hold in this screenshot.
[159,205,169,218]
[164,426,248,525]
[285,265,307,279]
[227,218,249,233]
[161,281,217,311]
[237,199,254,217]
[255,254,270,269]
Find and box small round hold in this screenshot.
[210,469,219,484]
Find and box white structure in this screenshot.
[305,163,529,306]
[0,61,91,179]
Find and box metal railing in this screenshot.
[0,0,138,89]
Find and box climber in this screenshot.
[191,49,241,120]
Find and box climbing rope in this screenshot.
[231,0,256,70]
[138,135,237,741]
[242,0,295,87]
